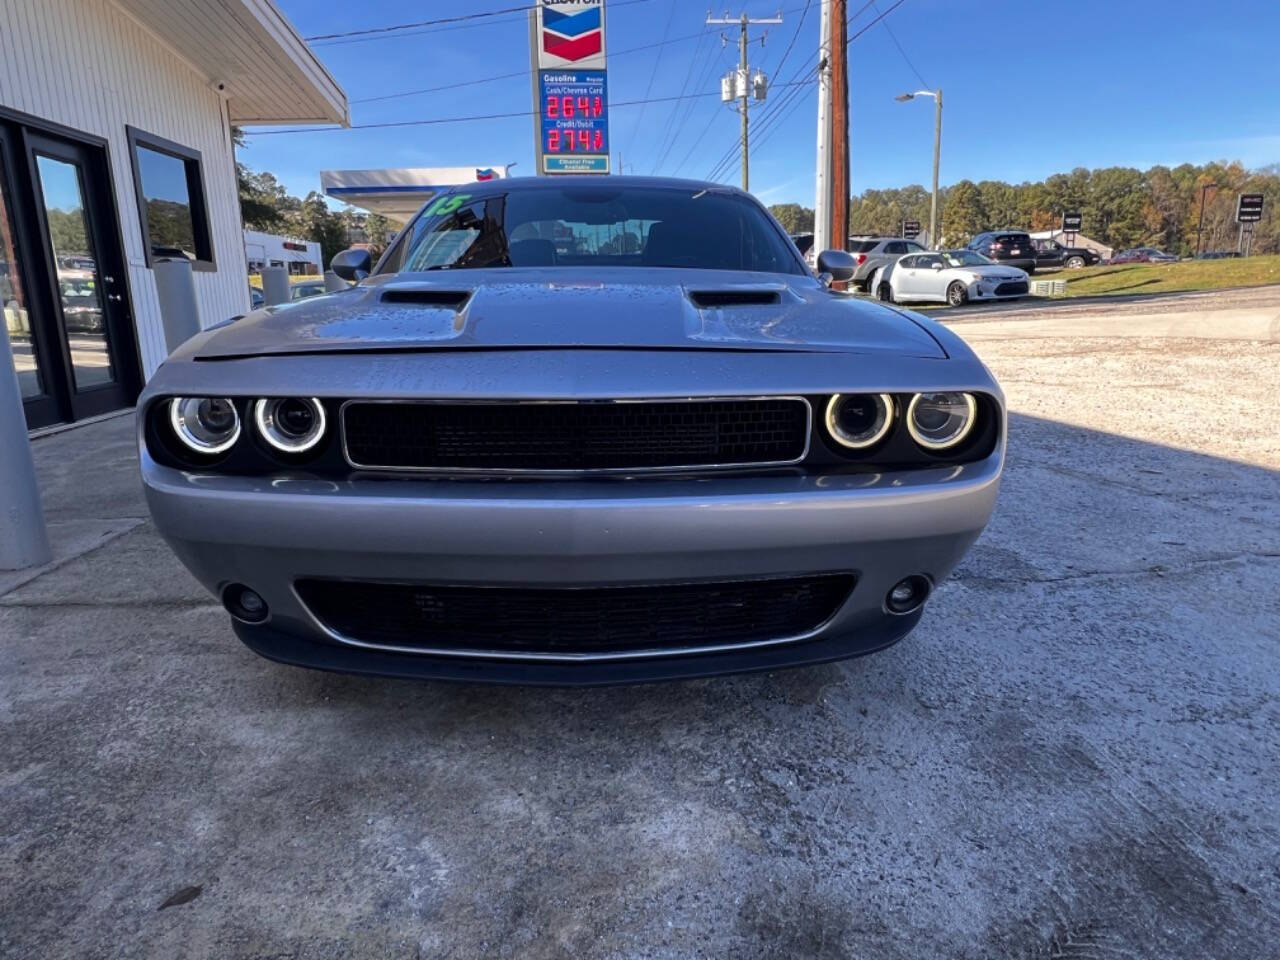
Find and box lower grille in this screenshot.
[341,398,810,473]
[295,574,855,659]
[995,281,1029,295]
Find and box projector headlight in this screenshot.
[825,393,894,450]
[906,392,977,450]
[254,398,327,454]
[169,397,240,454]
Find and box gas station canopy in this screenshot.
[320,166,511,222]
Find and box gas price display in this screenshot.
[539,71,609,167]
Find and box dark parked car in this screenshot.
[1033,238,1100,269]
[1110,247,1178,264]
[967,231,1037,273]
[1197,251,1240,260]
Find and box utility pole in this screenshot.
[813,1,832,255]
[708,10,782,192]
[896,88,943,249]
[1195,183,1216,258]
[829,0,848,250]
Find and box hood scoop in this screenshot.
[380,288,472,308]
[688,289,782,308]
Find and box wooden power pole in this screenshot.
[829,0,849,250]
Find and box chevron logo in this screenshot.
[542,5,602,63]
[475,168,497,181]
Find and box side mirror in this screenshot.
[816,249,855,282]
[331,248,372,283]
[930,262,944,270]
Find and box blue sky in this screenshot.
[240,0,1280,210]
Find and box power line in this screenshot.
[625,0,680,161]
[351,26,712,104]
[249,86,812,137]
[649,23,714,174]
[304,4,531,42]
[872,0,928,88]
[306,0,652,45]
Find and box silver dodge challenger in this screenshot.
[139,177,1004,685]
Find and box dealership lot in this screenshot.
[2,293,1278,958]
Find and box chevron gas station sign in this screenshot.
[532,0,609,174]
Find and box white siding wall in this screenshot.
[0,0,250,377]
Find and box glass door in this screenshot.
[25,132,138,423]
[1,126,61,427]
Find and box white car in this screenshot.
[873,250,1029,306]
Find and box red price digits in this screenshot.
[578,130,590,150]
[548,129,560,152]
[546,96,558,118]
[593,129,604,151]
[593,96,603,117]
[577,96,589,115]
[562,96,574,117]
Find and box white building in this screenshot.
[244,230,322,277]
[1,0,347,431]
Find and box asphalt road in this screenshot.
[2,288,1278,958]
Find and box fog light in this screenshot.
[224,584,269,623]
[885,575,931,614]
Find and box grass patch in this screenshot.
[1042,256,1280,298]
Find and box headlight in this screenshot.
[906,392,977,450]
[825,393,894,449]
[169,397,240,454]
[254,398,327,454]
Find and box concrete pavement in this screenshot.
[2,289,1278,958]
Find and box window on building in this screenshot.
[126,126,214,270]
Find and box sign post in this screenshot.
[1062,211,1082,247]
[531,0,609,175]
[1236,194,1263,257]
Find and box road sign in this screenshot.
[531,1,609,175]
[1062,212,1083,232]
[902,220,921,239]
[1237,194,1264,223]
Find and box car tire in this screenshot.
[1065,256,1085,269]
[946,282,968,307]
[876,282,894,303]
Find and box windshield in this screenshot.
[943,250,992,267]
[394,186,805,275]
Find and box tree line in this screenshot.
[235,130,392,269]
[769,160,1280,255]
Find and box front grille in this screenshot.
[995,281,1029,295]
[342,398,810,472]
[295,574,855,658]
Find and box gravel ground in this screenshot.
[2,293,1278,958]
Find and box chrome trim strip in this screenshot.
[289,573,853,663]
[338,396,813,476]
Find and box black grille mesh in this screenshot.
[296,574,854,656]
[994,281,1029,296]
[342,399,809,471]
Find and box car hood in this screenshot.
[193,268,946,360]
[967,265,1027,279]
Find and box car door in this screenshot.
[913,254,948,300]
[890,254,920,298]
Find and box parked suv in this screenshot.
[847,236,929,291]
[1033,238,1100,269]
[967,231,1038,273]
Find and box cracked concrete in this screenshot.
[1,292,1278,958]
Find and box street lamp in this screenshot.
[896,89,942,250]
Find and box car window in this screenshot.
[849,240,879,253]
[898,255,918,268]
[883,241,907,254]
[396,186,804,275]
[916,254,944,269]
[943,250,991,267]
[905,242,925,252]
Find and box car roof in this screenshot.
[430,174,750,200]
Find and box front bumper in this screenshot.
[142,447,1002,684]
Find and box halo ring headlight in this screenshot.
[254,398,327,454]
[169,397,240,454]
[824,393,895,450]
[906,392,977,450]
